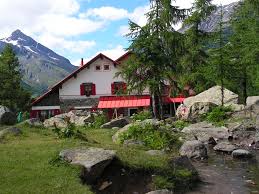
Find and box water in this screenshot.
[187,147,259,194]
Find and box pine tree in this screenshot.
[0,44,31,111]
[117,0,188,119]
[180,0,216,93]
[226,0,259,104]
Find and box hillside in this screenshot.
[0,30,77,96]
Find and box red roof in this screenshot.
[115,51,132,64]
[32,53,119,106]
[98,95,150,109]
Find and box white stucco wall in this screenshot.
[59,58,124,98]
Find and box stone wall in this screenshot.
[60,98,99,112]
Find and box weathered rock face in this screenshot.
[43,111,95,128]
[59,147,116,183]
[25,118,43,127]
[177,86,244,118]
[177,102,217,120]
[0,106,16,125]
[112,123,134,143]
[170,156,198,175]
[146,190,173,194]
[101,117,129,129]
[182,122,231,143]
[213,142,237,153]
[232,149,253,159]
[179,140,208,159]
[184,86,239,107]
[43,117,68,128]
[246,96,259,107]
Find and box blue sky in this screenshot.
[0,0,239,66]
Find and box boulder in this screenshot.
[179,140,208,159]
[169,156,197,175]
[146,190,173,194]
[43,117,68,128]
[25,118,43,127]
[0,106,16,125]
[182,122,231,142]
[246,96,259,107]
[59,147,116,183]
[232,149,253,158]
[112,123,134,143]
[146,150,164,156]
[101,117,129,129]
[184,86,239,107]
[213,142,237,153]
[177,102,217,120]
[0,127,22,139]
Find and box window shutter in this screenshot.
[80,84,85,95]
[92,84,96,95]
[111,83,115,95]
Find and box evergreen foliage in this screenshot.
[0,44,31,112]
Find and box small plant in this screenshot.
[206,106,232,126]
[131,110,152,121]
[153,175,175,190]
[172,120,189,130]
[87,114,108,129]
[119,123,180,150]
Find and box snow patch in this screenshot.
[24,46,38,54]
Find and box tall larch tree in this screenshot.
[117,0,188,119]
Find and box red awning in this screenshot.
[98,96,150,109]
[163,97,185,103]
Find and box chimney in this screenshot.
[81,58,84,66]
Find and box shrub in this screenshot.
[119,123,180,150]
[172,120,189,130]
[131,110,152,121]
[206,106,232,125]
[153,175,175,190]
[88,114,108,129]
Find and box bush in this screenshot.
[88,114,108,129]
[206,106,232,125]
[131,111,152,121]
[172,120,189,130]
[119,123,180,150]
[153,175,175,190]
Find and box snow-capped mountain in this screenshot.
[0,30,77,95]
[179,2,240,33]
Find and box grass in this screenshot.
[0,124,174,194]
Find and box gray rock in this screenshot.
[0,127,22,139]
[146,190,173,194]
[43,117,68,128]
[25,118,43,127]
[60,147,116,183]
[112,123,134,143]
[246,96,259,107]
[177,102,217,120]
[146,150,164,156]
[170,156,197,175]
[0,106,16,125]
[232,149,253,158]
[183,86,242,111]
[101,117,129,129]
[180,140,208,159]
[182,122,231,142]
[213,142,237,153]
[208,137,217,145]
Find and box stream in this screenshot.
[187,147,259,194]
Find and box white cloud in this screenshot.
[81,6,129,21]
[128,5,150,26]
[117,25,130,36]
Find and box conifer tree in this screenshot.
[117,0,188,119]
[0,44,31,111]
[226,0,259,104]
[180,0,215,93]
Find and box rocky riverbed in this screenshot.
[187,147,259,194]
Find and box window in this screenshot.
[111,82,127,95]
[104,64,110,71]
[80,83,96,96]
[95,65,101,71]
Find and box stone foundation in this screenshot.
[60,98,99,112]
